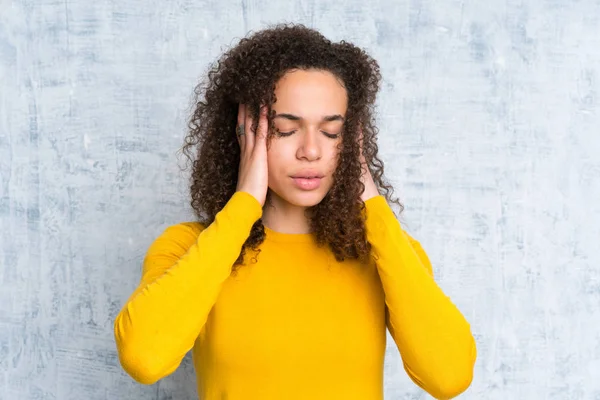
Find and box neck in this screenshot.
[261,190,312,234]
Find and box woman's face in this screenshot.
[266,69,348,208]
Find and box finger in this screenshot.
[245,104,255,151]
[358,124,364,146]
[255,106,268,143]
[358,125,367,164]
[237,103,246,150]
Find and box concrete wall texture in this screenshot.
[1,0,599,399]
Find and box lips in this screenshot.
[290,170,324,179]
[291,177,322,190]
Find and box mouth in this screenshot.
[290,173,325,179]
[290,176,323,190]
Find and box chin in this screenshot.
[288,193,327,207]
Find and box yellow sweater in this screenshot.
[114,191,476,399]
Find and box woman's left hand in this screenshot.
[358,125,379,202]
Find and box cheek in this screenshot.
[326,144,342,167]
[266,145,287,176]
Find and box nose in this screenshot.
[296,130,321,161]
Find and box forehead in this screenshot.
[273,69,348,117]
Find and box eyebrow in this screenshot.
[273,113,345,122]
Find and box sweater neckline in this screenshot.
[263,225,315,243]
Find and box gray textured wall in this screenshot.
[1,0,599,399]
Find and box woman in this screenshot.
[114,24,477,399]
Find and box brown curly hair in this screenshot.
[180,23,403,271]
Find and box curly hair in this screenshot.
[180,23,403,271]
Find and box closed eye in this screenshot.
[322,131,340,139]
[276,130,340,139]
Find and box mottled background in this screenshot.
[1,0,599,399]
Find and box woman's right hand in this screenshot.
[235,104,269,207]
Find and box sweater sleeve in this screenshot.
[113,191,263,385]
[363,195,477,400]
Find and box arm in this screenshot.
[363,195,477,399]
[113,191,262,384]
